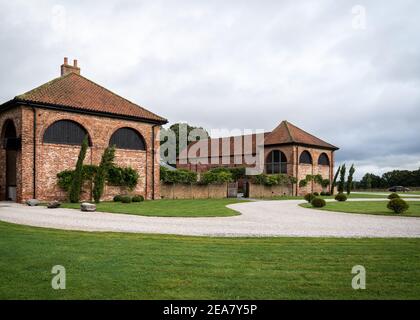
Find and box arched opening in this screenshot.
[265,150,287,174]
[43,120,91,146]
[299,150,312,165]
[318,153,330,166]
[109,127,146,150]
[1,120,18,201]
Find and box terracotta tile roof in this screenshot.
[264,121,338,149]
[178,132,270,159]
[178,121,338,159]
[13,72,167,123]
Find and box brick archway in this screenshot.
[1,119,18,201]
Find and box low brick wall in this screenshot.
[248,183,293,198]
[160,183,227,199]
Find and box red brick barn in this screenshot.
[0,58,167,203]
[177,121,339,196]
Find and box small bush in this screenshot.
[121,196,132,203]
[304,193,316,203]
[313,192,319,196]
[113,195,123,202]
[387,198,409,214]
[335,193,347,202]
[324,192,331,196]
[132,195,144,202]
[388,192,400,200]
[320,192,326,196]
[311,197,326,208]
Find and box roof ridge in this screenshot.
[283,120,295,142]
[16,72,73,99]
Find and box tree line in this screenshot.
[356,168,420,189]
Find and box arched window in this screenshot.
[43,120,90,145]
[299,150,312,164]
[266,150,287,174]
[109,127,145,150]
[318,153,330,166]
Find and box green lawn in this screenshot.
[264,193,407,201]
[0,221,419,299]
[60,199,244,217]
[301,201,420,217]
[405,191,420,195]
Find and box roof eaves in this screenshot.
[15,99,168,125]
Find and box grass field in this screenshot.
[301,201,420,217]
[61,199,244,217]
[0,221,419,299]
[266,193,396,201]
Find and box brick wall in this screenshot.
[248,183,293,198]
[0,105,161,202]
[160,183,227,199]
[295,146,333,195]
[177,144,335,197]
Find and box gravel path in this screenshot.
[0,199,420,237]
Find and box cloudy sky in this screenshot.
[1,0,419,179]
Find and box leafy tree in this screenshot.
[93,146,115,203]
[69,135,89,203]
[338,164,346,193]
[347,164,355,195]
[330,165,341,195]
[366,174,372,189]
[160,122,210,158]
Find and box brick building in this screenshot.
[0,58,167,203]
[177,121,339,195]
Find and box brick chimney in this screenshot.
[61,57,80,76]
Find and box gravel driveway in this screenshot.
[0,199,420,237]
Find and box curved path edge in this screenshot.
[0,199,419,238]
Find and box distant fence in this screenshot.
[160,183,228,199]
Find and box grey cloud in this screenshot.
[0,0,419,179]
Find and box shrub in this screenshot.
[313,192,319,196]
[108,166,139,190]
[311,197,326,208]
[251,174,269,185]
[388,192,400,200]
[121,196,132,203]
[387,198,409,214]
[335,193,347,202]
[211,167,246,181]
[304,193,316,203]
[113,195,123,202]
[160,167,198,184]
[324,192,331,196]
[264,175,278,186]
[320,192,326,196]
[93,146,116,203]
[299,179,308,188]
[132,195,144,202]
[200,170,233,184]
[69,135,89,203]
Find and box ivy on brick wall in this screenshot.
[252,173,297,187]
[57,164,139,192]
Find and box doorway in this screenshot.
[2,120,18,201]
